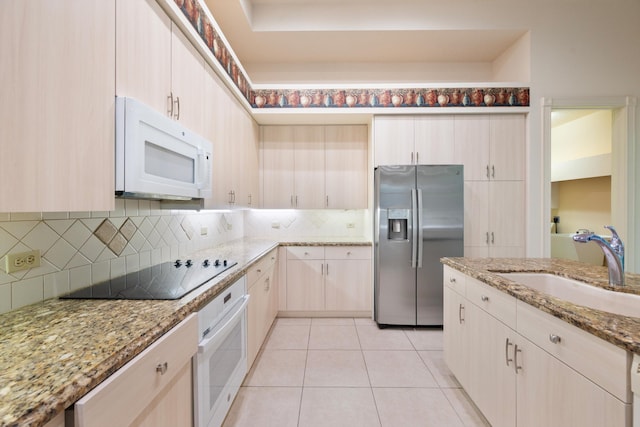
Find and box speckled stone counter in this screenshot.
[441,257,640,354]
[0,237,370,427]
[278,237,372,246]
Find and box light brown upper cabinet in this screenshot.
[116,0,205,137]
[0,0,116,212]
[374,116,455,166]
[261,125,368,209]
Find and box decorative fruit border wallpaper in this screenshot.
[174,0,530,109]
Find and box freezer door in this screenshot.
[374,165,417,325]
[416,165,464,326]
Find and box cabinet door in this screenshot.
[374,116,415,165]
[490,115,525,181]
[170,26,205,136]
[463,181,490,257]
[443,286,469,389]
[0,0,115,213]
[294,127,325,208]
[414,116,455,165]
[247,276,267,368]
[516,336,629,427]
[230,104,259,207]
[286,260,324,311]
[454,115,490,181]
[325,126,368,209]
[467,305,517,427]
[489,181,525,257]
[115,0,171,113]
[203,65,230,208]
[325,259,371,311]
[261,127,295,208]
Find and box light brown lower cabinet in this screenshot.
[443,266,632,427]
[280,246,372,316]
[69,314,198,427]
[247,249,279,368]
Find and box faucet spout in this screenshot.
[573,226,625,286]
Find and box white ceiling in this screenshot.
[203,0,527,85]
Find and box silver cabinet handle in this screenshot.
[321,263,324,275]
[549,334,562,344]
[326,263,329,275]
[265,277,270,291]
[347,251,352,256]
[156,362,168,375]
[248,194,252,205]
[295,195,298,207]
[481,295,489,302]
[411,152,414,164]
[514,344,523,373]
[491,232,495,244]
[485,232,489,244]
[505,338,513,367]
[491,165,495,178]
[486,165,490,178]
[326,195,329,208]
[174,96,180,120]
[256,269,262,274]
[449,277,456,283]
[416,152,419,164]
[458,303,465,324]
[167,92,174,116]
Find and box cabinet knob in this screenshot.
[256,269,262,273]
[449,277,456,283]
[347,251,352,256]
[549,334,562,344]
[481,295,489,302]
[156,362,168,375]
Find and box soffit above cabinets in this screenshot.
[203,0,528,84]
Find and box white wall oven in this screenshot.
[115,96,212,201]
[193,276,249,427]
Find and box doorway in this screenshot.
[541,96,637,272]
[549,109,612,265]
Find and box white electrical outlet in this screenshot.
[272,222,281,229]
[347,223,356,229]
[200,226,208,236]
[6,249,41,273]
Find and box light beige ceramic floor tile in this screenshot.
[244,349,307,386]
[264,324,310,350]
[308,324,360,350]
[354,317,377,326]
[404,328,444,350]
[311,317,355,325]
[373,387,465,427]
[418,350,461,388]
[222,386,301,427]
[299,387,381,427]
[356,324,415,350]
[304,350,370,387]
[442,388,491,427]
[364,350,438,388]
[276,317,312,326]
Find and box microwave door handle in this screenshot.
[196,148,211,190]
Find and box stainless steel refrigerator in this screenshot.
[374,165,463,326]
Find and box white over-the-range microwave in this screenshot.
[115,96,212,202]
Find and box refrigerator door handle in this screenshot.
[417,189,423,268]
[411,188,418,268]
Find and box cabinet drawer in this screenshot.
[467,277,516,328]
[74,314,198,427]
[516,301,629,402]
[287,246,324,260]
[324,246,371,260]
[247,248,278,285]
[443,266,466,295]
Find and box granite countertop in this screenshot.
[0,237,370,427]
[441,257,640,354]
[277,237,372,246]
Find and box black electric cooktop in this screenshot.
[60,258,237,300]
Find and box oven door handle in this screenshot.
[198,294,250,354]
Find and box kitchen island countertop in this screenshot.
[0,237,371,427]
[441,257,640,354]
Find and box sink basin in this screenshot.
[497,273,640,318]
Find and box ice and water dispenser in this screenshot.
[387,209,409,240]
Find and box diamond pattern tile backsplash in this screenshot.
[0,199,244,314]
[0,201,368,314]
